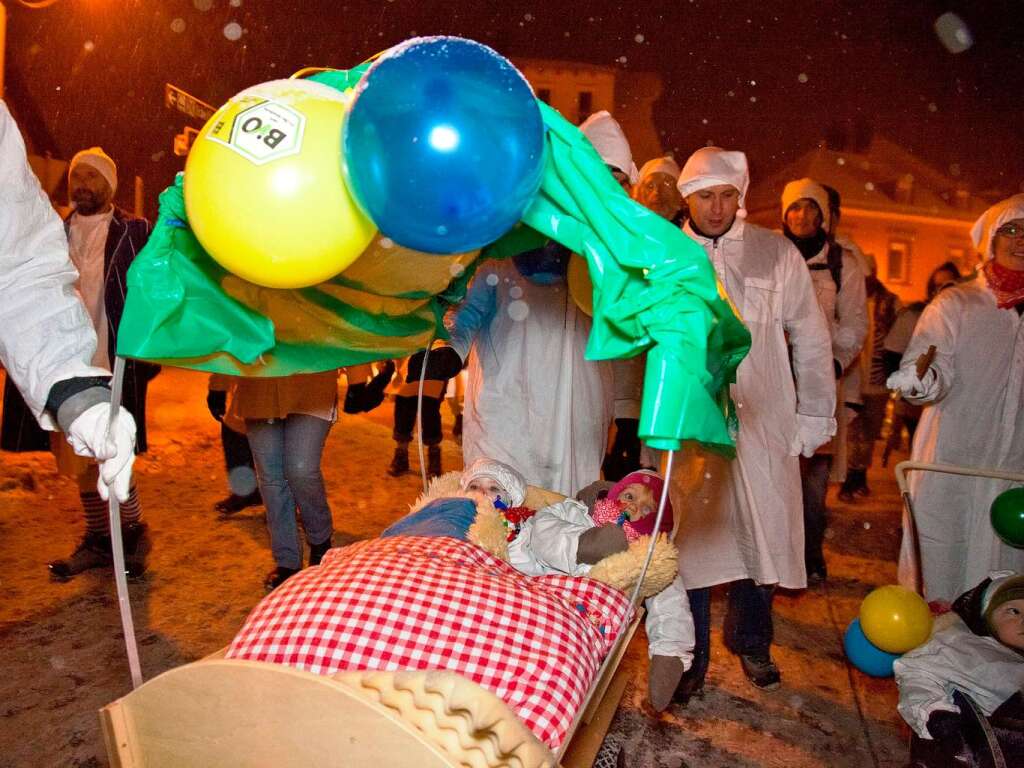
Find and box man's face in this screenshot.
[686,184,740,237]
[69,163,113,215]
[991,598,1024,651]
[466,475,506,504]
[633,172,683,220]
[992,218,1024,271]
[784,199,823,238]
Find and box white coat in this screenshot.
[805,244,868,479]
[894,612,1024,739]
[509,498,694,665]
[896,275,1024,601]
[446,258,613,496]
[670,221,836,590]
[0,101,109,428]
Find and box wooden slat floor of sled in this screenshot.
[100,659,459,768]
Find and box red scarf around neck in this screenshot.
[984,260,1024,309]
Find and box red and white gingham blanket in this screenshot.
[227,535,633,748]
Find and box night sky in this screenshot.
[6,0,1023,217]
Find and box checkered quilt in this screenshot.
[227,535,634,748]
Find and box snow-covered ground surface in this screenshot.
[0,367,909,767]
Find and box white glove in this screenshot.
[66,403,137,502]
[791,414,836,458]
[886,367,938,400]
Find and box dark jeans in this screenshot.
[222,423,255,470]
[393,395,443,446]
[800,454,833,573]
[247,415,334,569]
[222,422,258,497]
[687,579,776,684]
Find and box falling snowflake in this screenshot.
[798,73,809,83]
[701,118,708,124]
[379,237,394,249]
[524,13,533,21]
[509,285,524,300]
[634,33,645,43]
[927,102,938,112]
[228,466,258,496]
[486,273,500,287]
[508,300,530,322]
[83,40,95,53]
[193,0,214,10]
[863,522,872,530]
[836,157,846,165]
[170,18,186,33]
[230,0,242,6]
[727,90,735,97]
[618,56,628,64]
[449,262,466,277]
[224,22,243,41]
[865,182,875,191]
[749,96,757,103]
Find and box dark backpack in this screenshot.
[806,240,844,293]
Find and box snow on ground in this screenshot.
[0,367,909,767]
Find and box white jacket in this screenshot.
[896,276,1024,601]
[0,101,109,428]
[509,498,694,665]
[894,612,1024,739]
[805,243,868,477]
[670,220,835,590]
[446,258,613,496]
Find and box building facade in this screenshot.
[513,58,664,169]
[746,136,991,302]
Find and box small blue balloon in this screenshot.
[343,37,546,254]
[844,618,901,677]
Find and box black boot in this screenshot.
[264,566,300,591]
[852,468,871,497]
[214,489,262,515]
[309,538,332,566]
[48,532,112,582]
[387,444,410,477]
[121,522,152,579]
[427,445,442,479]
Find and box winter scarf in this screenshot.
[984,260,1024,309]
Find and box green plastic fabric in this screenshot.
[117,65,750,451]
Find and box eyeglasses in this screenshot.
[996,223,1024,239]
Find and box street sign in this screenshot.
[164,83,216,124]
[173,126,200,157]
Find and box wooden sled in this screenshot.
[100,483,650,768]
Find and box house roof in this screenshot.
[746,136,989,223]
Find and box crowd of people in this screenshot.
[1,95,1022,750]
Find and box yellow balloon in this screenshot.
[184,79,376,289]
[567,252,594,317]
[859,585,933,654]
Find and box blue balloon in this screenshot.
[343,37,546,254]
[844,618,901,677]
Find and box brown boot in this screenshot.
[48,532,112,582]
[427,445,442,479]
[387,444,410,477]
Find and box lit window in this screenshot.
[887,239,911,284]
[577,91,593,124]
